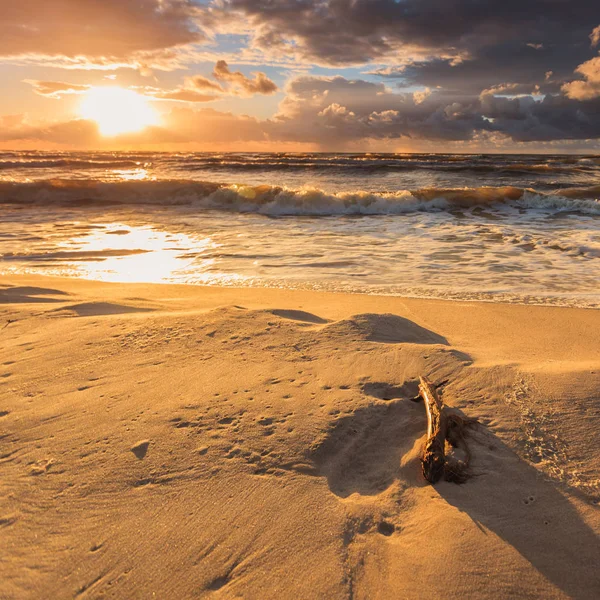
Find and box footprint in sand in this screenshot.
[29,459,54,475]
[311,397,426,497]
[377,521,396,536]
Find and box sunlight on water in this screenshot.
[113,169,151,181]
[69,226,200,283]
[2,223,220,284]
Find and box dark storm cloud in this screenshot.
[268,76,491,144]
[386,41,590,96]
[383,48,574,95]
[212,0,598,69]
[208,1,600,119]
[267,75,600,145]
[196,1,600,143]
[480,92,600,141]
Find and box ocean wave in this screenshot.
[0,159,149,170]
[165,157,588,175]
[1,151,598,183]
[559,184,600,199]
[0,179,599,215]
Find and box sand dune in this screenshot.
[0,276,599,599]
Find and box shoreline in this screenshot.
[1,273,599,598]
[5,270,600,311]
[3,273,600,368]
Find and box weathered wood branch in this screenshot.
[418,376,477,484]
[419,376,447,483]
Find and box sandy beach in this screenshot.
[1,275,599,599]
[3,1,600,597]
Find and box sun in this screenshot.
[80,87,159,136]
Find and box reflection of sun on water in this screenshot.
[2,221,251,287]
[59,225,214,283]
[114,169,150,180]
[80,87,159,136]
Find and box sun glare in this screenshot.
[79,87,159,136]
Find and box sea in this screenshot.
[1,151,599,307]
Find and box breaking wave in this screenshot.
[0,179,599,216]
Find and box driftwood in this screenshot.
[419,376,447,483]
[418,376,476,484]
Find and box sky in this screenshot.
[1,0,600,152]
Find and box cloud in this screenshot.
[0,1,205,69]
[23,59,277,107]
[139,61,277,102]
[149,89,220,103]
[561,27,600,101]
[144,75,224,103]
[25,80,90,98]
[200,0,599,116]
[562,57,600,100]
[381,43,578,96]
[480,83,542,97]
[213,61,278,95]
[0,116,100,146]
[481,92,600,141]
[269,76,488,144]
[269,74,600,145]
[413,88,432,105]
[23,78,220,105]
[208,0,598,71]
[185,75,224,92]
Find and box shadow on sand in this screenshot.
[313,385,600,597]
[0,285,69,304]
[323,313,449,345]
[436,413,600,599]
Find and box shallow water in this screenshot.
[1,151,599,307]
